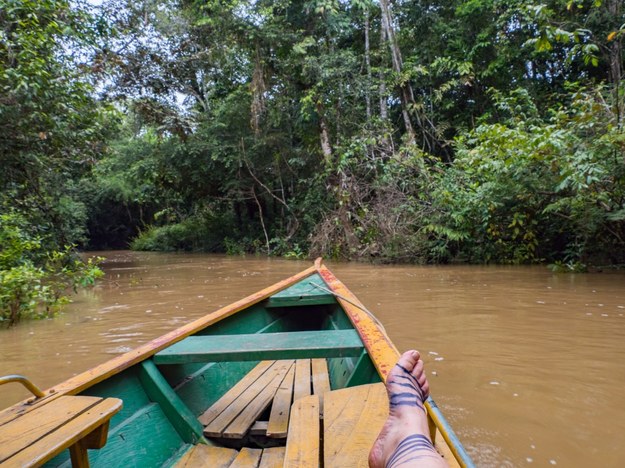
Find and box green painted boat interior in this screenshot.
[43,274,381,467]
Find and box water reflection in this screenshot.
[1,252,624,466]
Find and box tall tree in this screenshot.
[0,0,114,247]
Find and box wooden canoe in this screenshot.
[0,259,474,467]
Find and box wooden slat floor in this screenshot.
[175,445,287,468]
[184,382,460,468]
[200,359,330,440]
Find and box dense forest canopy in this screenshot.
[1,0,625,273]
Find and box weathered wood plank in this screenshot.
[229,447,263,468]
[250,421,268,436]
[83,420,111,449]
[293,359,312,403]
[175,361,260,419]
[4,397,122,467]
[198,361,275,426]
[283,394,320,468]
[0,396,101,462]
[69,439,90,468]
[0,395,56,427]
[258,446,286,468]
[154,330,364,364]
[323,383,388,467]
[203,361,292,438]
[311,358,331,414]
[222,361,294,439]
[174,444,238,468]
[266,365,295,438]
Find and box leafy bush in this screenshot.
[426,86,625,264]
[0,212,104,326]
[131,212,236,252]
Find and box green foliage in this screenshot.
[1,0,118,250]
[131,211,237,252]
[548,260,588,273]
[427,86,625,264]
[0,212,104,326]
[0,265,47,326]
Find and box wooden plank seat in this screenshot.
[0,395,122,467]
[153,330,364,364]
[199,359,331,440]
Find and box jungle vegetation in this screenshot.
[1,0,625,322]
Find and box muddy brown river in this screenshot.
[1,252,624,466]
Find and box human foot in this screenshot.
[368,350,447,467]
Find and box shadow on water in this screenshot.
[1,251,624,466]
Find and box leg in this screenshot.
[369,350,448,468]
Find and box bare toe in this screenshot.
[397,349,421,371]
[388,350,428,405]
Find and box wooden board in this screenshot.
[0,396,56,427]
[199,361,275,426]
[293,359,311,403]
[267,365,296,438]
[154,330,364,364]
[229,447,263,468]
[250,421,268,436]
[311,358,331,414]
[222,361,294,438]
[203,361,293,438]
[174,444,238,468]
[2,397,122,467]
[258,446,286,468]
[323,383,388,467]
[0,396,100,462]
[283,394,320,468]
[316,264,470,467]
[203,361,285,437]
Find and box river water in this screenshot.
[1,252,624,467]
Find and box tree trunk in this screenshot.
[364,11,372,121]
[379,22,389,121]
[607,0,623,124]
[250,43,266,136]
[317,101,333,166]
[379,0,416,143]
